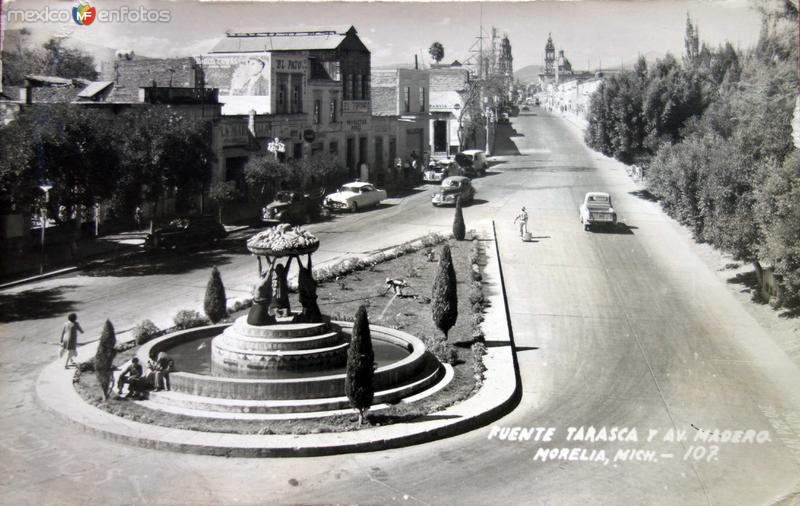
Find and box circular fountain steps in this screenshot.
[214,327,343,352]
[142,363,445,416]
[211,316,349,371]
[137,323,443,414]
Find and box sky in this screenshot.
[2,0,764,72]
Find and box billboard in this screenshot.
[202,53,272,114]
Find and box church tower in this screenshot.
[544,33,555,76]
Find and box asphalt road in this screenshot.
[2,109,799,505]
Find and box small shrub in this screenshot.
[204,266,228,323]
[132,319,160,345]
[173,310,209,330]
[453,197,466,240]
[468,285,484,306]
[471,267,482,282]
[471,342,487,386]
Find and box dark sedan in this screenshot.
[144,216,227,250]
[432,176,476,206]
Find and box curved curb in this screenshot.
[34,224,520,457]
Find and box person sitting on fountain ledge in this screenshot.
[117,357,144,398]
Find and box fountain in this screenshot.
[136,225,446,415]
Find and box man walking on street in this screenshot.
[514,207,529,237]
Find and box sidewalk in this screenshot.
[35,222,520,457]
[0,224,250,290]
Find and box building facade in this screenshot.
[371,68,431,174]
[428,66,471,158]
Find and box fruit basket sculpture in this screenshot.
[246,225,322,325]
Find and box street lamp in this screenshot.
[38,183,53,274]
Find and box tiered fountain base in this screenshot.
[135,319,445,415]
[212,316,349,373]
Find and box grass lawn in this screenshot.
[74,235,487,434]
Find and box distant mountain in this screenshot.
[514,64,544,84]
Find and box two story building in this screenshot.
[371,68,430,178]
[203,26,372,183]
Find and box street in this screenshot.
[2,108,799,505]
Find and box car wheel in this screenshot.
[350,202,358,213]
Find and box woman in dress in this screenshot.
[60,313,83,369]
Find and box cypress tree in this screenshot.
[345,305,375,424]
[453,197,466,240]
[204,266,228,323]
[431,244,458,339]
[94,319,117,401]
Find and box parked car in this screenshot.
[455,150,488,177]
[323,181,387,212]
[262,188,325,225]
[579,192,617,231]
[432,176,476,207]
[497,112,510,124]
[423,159,454,183]
[521,105,530,111]
[144,216,227,250]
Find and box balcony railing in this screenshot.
[342,100,370,114]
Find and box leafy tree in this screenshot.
[204,266,228,323]
[94,320,117,401]
[431,244,458,339]
[117,108,213,229]
[2,33,97,85]
[208,180,240,223]
[755,155,800,306]
[429,42,445,64]
[345,305,375,424]
[0,117,36,214]
[453,196,466,240]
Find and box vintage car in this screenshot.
[521,104,530,112]
[432,176,476,207]
[144,216,227,250]
[261,188,325,225]
[423,159,455,183]
[455,150,488,177]
[323,181,388,212]
[579,192,617,230]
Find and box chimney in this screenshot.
[414,54,418,70]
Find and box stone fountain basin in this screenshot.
[137,323,441,401]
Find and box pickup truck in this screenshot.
[262,189,325,225]
[579,192,617,231]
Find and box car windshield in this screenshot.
[167,218,190,229]
[340,185,360,193]
[445,180,461,188]
[275,191,293,203]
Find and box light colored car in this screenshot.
[579,192,617,230]
[423,160,454,183]
[455,150,488,177]
[324,181,387,212]
[432,176,476,206]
